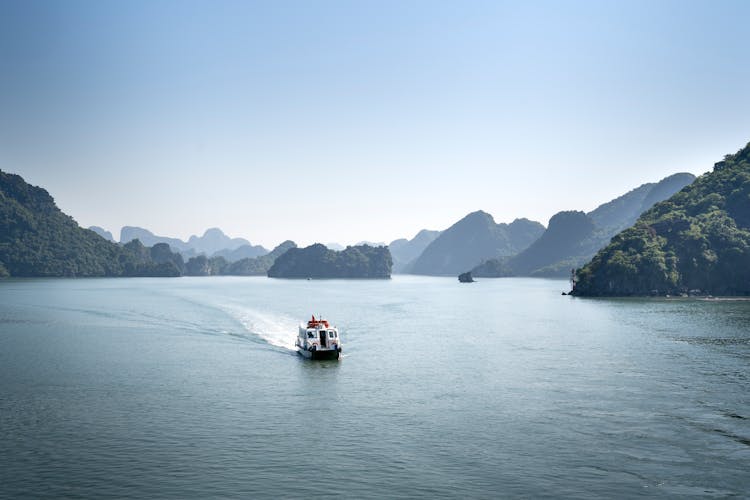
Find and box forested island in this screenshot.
[572,142,750,296]
[268,243,392,279]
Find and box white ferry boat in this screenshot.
[295,315,342,360]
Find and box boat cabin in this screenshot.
[296,315,341,360]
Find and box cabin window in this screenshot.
[307,332,315,339]
[328,331,334,338]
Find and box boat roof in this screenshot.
[305,315,335,329]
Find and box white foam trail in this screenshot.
[221,304,298,351]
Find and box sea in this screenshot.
[1,276,748,498]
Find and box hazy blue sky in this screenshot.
[2,0,749,247]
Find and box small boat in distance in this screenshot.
[295,315,342,360]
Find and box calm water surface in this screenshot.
[1,276,749,498]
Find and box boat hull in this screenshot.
[297,347,341,360]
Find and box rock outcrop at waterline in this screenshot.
[458,272,474,283]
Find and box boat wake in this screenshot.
[219,303,298,351]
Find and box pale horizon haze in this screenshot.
[2,1,749,248]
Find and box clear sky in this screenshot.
[1,0,749,248]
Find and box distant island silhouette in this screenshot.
[268,243,392,279]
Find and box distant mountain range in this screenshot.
[89,226,114,241]
[471,172,696,278]
[210,244,268,262]
[409,212,545,276]
[184,240,296,276]
[119,226,190,252]
[80,171,693,278]
[588,172,697,234]
[388,229,441,273]
[574,143,750,296]
[3,159,732,288]
[109,226,268,262]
